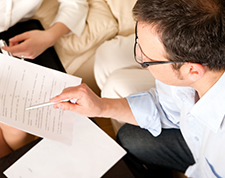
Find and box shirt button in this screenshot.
[194,136,199,141]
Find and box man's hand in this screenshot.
[50,83,138,125]
[50,83,104,117]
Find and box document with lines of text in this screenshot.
[0,54,81,145]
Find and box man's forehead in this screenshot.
[137,22,168,61]
[137,21,158,32]
[137,22,161,42]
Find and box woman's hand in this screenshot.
[2,30,54,59]
[1,22,70,59]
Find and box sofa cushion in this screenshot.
[105,0,136,36]
[32,0,118,74]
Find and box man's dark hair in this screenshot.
[133,0,225,70]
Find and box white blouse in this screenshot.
[0,0,88,36]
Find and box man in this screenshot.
[51,0,225,177]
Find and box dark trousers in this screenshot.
[0,19,66,73]
[117,124,195,178]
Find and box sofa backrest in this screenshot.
[105,0,136,36]
[32,0,118,73]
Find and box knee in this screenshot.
[117,124,159,157]
[1,123,26,138]
[9,126,27,138]
[117,124,134,150]
[117,124,147,153]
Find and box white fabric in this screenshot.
[94,34,155,98]
[126,73,225,178]
[0,0,88,36]
[105,0,136,36]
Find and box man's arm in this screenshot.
[50,83,138,126]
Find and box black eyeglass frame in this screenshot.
[134,23,207,68]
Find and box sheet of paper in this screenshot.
[4,114,126,178]
[0,54,82,144]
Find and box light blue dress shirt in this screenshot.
[126,73,225,178]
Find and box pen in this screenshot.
[26,99,77,111]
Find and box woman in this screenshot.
[0,0,88,158]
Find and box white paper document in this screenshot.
[4,114,126,178]
[0,54,82,144]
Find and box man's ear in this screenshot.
[184,63,205,82]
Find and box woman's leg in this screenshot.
[0,127,13,158]
[0,20,65,157]
[0,123,35,152]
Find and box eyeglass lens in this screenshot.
[135,43,144,63]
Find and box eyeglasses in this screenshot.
[134,23,207,68]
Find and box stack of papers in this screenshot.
[0,54,126,178]
[0,54,81,145]
[4,114,126,178]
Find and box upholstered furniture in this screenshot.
[32,0,136,94]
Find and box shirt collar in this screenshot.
[189,72,225,133]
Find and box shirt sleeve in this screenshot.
[126,80,182,137]
[51,0,88,37]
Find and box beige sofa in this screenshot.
[32,0,137,95]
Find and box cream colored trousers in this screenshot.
[94,34,156,133]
